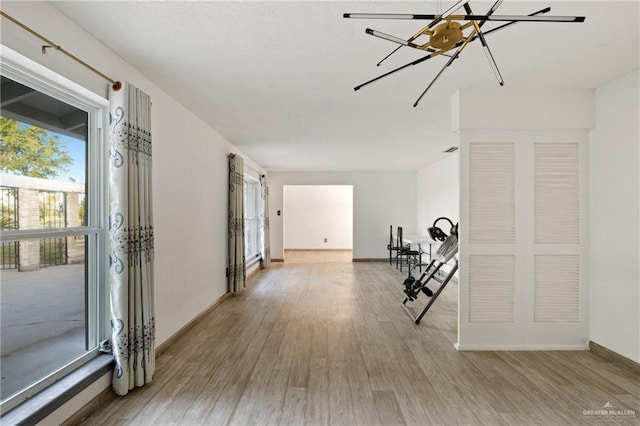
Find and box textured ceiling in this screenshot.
[51,1,639,172]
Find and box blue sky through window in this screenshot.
[58,133,86,184]
[6,120,87,184]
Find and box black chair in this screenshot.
[396,226,420,272]
[387,225,403,266]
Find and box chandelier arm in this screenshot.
[461,21,475,30]
[465,2,504,86]
[375,43,437,67]
[413,29,476,107]
[344,13,583,23]
[365,28,421,48]
[377,45,403,67]
[373,0,468,67]
[366,28,441,55]
[354,51,440,91]
[411,0,499,104]
[375,34,435,67]
[412,1,499,107]
[487,0,504,15]
[413,50,461,107]
[428,0,469,29]
[478,7,550,38]
[374,30,426,67]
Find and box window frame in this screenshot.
[243,174,262,265]
[0,47,109,414]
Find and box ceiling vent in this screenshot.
[443,146,459,153]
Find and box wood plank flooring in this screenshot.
[77,254,639,425]
[283,250,353,264]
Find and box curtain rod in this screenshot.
[0,10,122,91]
[228,153,263,177]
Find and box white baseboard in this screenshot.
[454,342,590,351]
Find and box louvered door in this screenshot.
[459,133,587,350]
[533,143,581,323]
[535,143,580,244]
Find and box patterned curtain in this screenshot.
[228,153,246,293]
[108,82,155,396]
[260,174,271,268]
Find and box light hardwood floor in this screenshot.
[284,250,353,264]
[77,256,639,425]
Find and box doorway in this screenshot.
[283,185,353,263]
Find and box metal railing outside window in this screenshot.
[0,187,19,269]
[39,191,68,267]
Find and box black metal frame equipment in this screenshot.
[401,218,459,325]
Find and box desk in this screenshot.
[402,234,438,272]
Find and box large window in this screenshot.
[243,176,261,263]
[0,55,108,413]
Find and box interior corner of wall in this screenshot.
[585,89,596,130]
[451,91,461,132]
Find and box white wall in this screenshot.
[416,153,460,235]
[589,70,640,362]
[269,172,416,260]
[1,1,264,421]
[284,185,353,250]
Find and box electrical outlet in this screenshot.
[324,238,327,243]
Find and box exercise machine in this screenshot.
[401,217,459,325]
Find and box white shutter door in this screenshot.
[469,142,515,243]
[469,255,515,322]
[534,255,580,322]
[535,143,580,243]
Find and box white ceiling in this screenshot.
[51,1,639,172]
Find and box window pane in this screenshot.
[244,182,256,219]
[245,218,259,258]
[243,179,261,259]
[0,73,99,410]
[1,187,19,270]
[1,76,87,231]
[0,242,88,400]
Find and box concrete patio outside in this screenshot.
[1,264,86,400]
